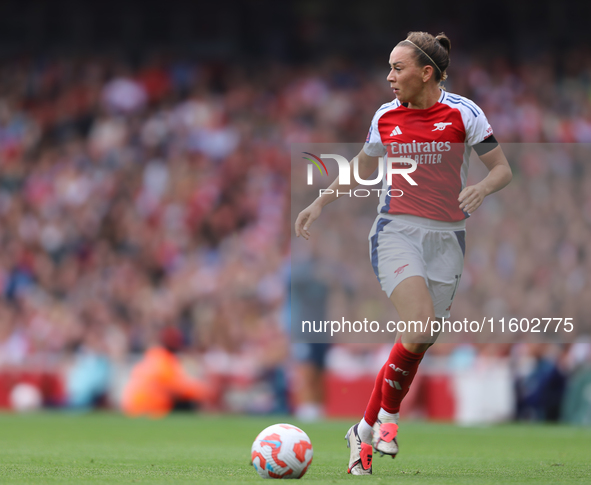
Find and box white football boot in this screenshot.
[345,423,373,475]
[372,419,399,457]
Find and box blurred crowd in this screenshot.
[0,51,590,419]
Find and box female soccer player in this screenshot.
[294,32,512,475]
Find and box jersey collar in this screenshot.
[400,90,444,110]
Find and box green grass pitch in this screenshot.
[0,413,589,484]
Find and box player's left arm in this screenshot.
[458,143,512,214]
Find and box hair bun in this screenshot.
[401,31,451,83]
[435,33,451,54]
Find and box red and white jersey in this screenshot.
[364,90,493,222]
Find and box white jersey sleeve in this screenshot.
[363,103,391,157]
[460,98,493,147]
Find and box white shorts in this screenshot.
[368,213,466,319]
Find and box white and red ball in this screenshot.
[9,383,43,412]
[251,423,313,479]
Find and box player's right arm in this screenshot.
[294,149,380,240]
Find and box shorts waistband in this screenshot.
[378,213,466,231]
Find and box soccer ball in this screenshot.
[251,423,313,479]
[9,383,43,412]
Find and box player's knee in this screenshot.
[400,332,436,353]
[399,312,437,351]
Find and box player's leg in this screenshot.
[351,217,454,468]
[374,225,464,456]
[351,217,429,466]
[372,275,437,456]
[347,217,402,474]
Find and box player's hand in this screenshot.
[295,201,322,240]
[458,184,487,215]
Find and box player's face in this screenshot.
[387,46,426,103]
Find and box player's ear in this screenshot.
[422,66,433,83]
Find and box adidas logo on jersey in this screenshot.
[390,126,403,136]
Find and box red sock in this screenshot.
[363,363,386,426]
[380,342,425,414]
